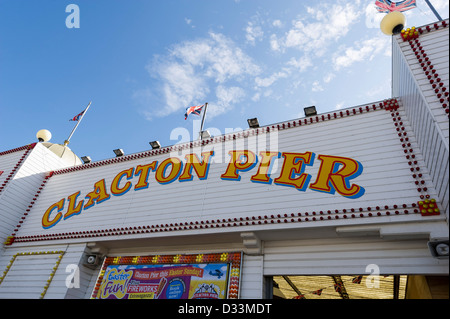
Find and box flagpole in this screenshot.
[199,102,208,140]
[424,0,443,21]
[64,101,92,146]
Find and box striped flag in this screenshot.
[375,0,417,13]
[185,105,204,120]
[69,110,86,121]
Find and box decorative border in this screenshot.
[91,252,242,299]
[11,203,425,244]
[401,21,449,117]
[384,98,440,217]
[0,143,36,195]
[0,250,65,299]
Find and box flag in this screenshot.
[352,275,363,284]
[185,105,204,120]
[312,289,323,296]
[334,283,343,293]
[69,110,85,121]
[375,0,417,13]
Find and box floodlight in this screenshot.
[304,106,317,117]
[149,141,161,149]
[247,118,260,129]
[81,156,91,164]
[113,149,124,157]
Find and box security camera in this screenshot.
[380,11,406,35]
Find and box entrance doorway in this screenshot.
[272,275,407,299]
[271,275,449,299]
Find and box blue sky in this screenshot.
[0,0,448,162]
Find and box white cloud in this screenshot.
[274,2,362,55]
[245,22,264,45]
[144,32,260,119]
[272,19,282,28]
[269,34,281,51]
[332,36,390,70]
[286,56,313,72]
[210,85,246,117]
[335,101,345,110]
[323,73,335,83]
[311,81,324,92]
[255,71,289,88]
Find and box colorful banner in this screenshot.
[97,263,230,299]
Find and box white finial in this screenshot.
[36,129,52,142]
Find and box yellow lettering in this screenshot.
[179,151,214,182]
[42,198,65,229]
[134,162,157,190]
[309,154,365,198]
[273,152,314,191]
[84,179,111,209]
[64,191,84,220]
[221,150,257,181]
[111,168,134,196]
[155,158,183,184]
[250,151,280,184]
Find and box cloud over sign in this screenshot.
[142,32,260,119]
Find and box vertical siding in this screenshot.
[240,254,264,299]
[392,23,449,223]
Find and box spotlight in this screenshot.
[113,149,124,157]
[247,118,260,129]
[149,141,161,149]
[81,156,91,164]
[200,130,211,139]
[304,106,317,117]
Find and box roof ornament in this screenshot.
[375,0,416,35]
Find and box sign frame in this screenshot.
[91,252,242,299]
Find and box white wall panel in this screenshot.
[263,237,449,276]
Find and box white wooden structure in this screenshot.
[0,20,448,299]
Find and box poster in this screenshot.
[97,263,230,299]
